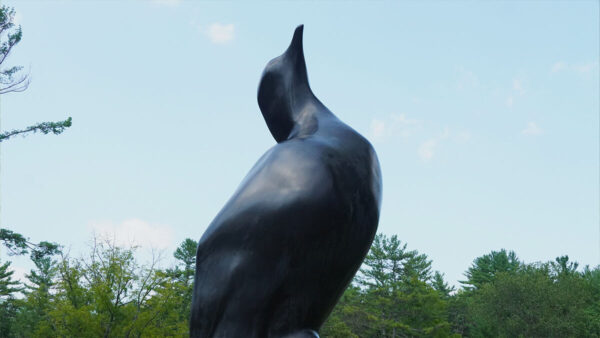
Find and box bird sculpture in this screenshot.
[190,25,382,338]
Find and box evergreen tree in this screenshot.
[431,271,454,299]
[582,265,600,335]
[0,260,22,337]
[170,238,197,286]
[13,245,61,336]
[359,234,433,291]
[324,233,453,337]
[0,260,21,297]
[460,249,521,290]
[321,285,375,337]
[168,238,197,326]
[551,255,579,277]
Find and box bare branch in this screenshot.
[0,73,29,94]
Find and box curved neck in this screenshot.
[258,25,335,143]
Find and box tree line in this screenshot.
[0,232,196,337]
[321,234,599,337]
[1,231,598,337]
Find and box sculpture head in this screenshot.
[257,25,313,143]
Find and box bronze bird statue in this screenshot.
[191,25,382,338]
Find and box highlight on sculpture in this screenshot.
[190,25,382,337]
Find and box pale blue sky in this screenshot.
[1,0,598,287]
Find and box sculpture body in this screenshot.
[191,25,382,338]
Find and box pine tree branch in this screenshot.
[0,116,72,142]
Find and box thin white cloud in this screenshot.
[369,115,469,160]
[370,119,386,142]
[551,61,598,74]
[151,0,181,7]
[391,113,419,126]
[522,122,543,136]
[369,113,421,142]
[573,62,597,74]
[440,126,450,139]
[88,218,174,250]
[418,139,437,161]
[552,62,567,73]
[205,23,235,44]
[513,79,525,95]
[505,78,524,108]
[456,131,472,143]
[391,113,420,138]
[416,127,468,161]
[506,95,514,108]
[456,66,479,90]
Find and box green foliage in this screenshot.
[0,260,21,298]
[174,238,197,271]
[359,234,433,290]
[324,242,600,338]
[321,285,375,337]
[12,246,60,336]
[1,227,61,262]
[0,260,23,337]
[0,5,27,95]
[450,251,600,338]
[0,228,30,256]
[0,237,195,337]
[0,229,57,336]
[467,265,595,337]
[2,230,599,337]
[431,271,455,300]
[0,5,71,143]
[323,234,453,337]
[0,297,20,337]
[460,248,521,290]
[165,238,197,326]
[0,117,73,142]
[582,266,600,335]
[551,255,579,276]
[447,290,470,336]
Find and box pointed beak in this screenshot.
[286,25,304,58]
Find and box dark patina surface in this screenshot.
[190,25,382,338]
